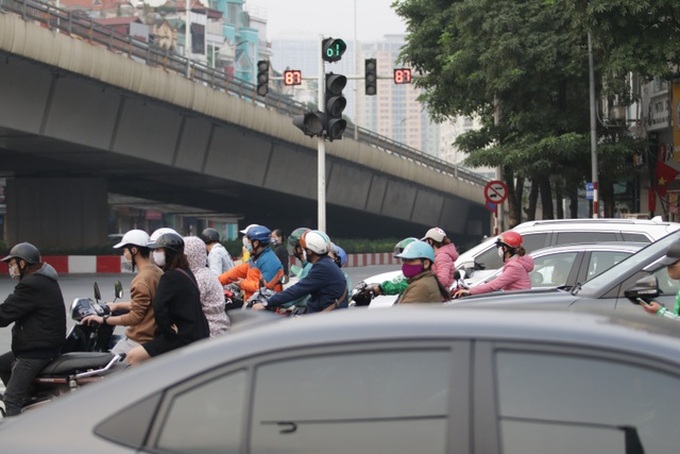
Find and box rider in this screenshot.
[253,230,348,313]
[126,233,210,365]
[82,229,163,355]
[396,240,451,304]
[218,225,284,301]
[454,231,534,298]
[282,227,312,310]
[238,224,259,263]
[421,227,459,289]
[271,228,290,281]
[367,237,418,302]
[330,242,352,299]
[200,227,234,276]
[0,242,66,416]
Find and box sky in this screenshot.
[248,0,407,42]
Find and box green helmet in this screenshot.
[287,227,311,255]
[393,237,418,257]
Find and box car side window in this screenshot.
[250,349,451,454]
[495,350,680,453]
[586,251,632,280]
[652,267,679,297]
[529,252,578,287]
[520,233,549,254]
[153,369,248,453]
[555,232,619,244]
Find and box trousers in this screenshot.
[0,351,53,416]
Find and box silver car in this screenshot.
[2,306,680,453]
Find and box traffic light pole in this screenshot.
[318,39,326,232]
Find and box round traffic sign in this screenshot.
[484,180,508,204]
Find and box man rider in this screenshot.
[253,230,348,313]
[0,242,66,416]
[218,225,284,301]
[200,227,234,276]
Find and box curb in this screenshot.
[0,254,401,274]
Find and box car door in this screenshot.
[473,341,680,454]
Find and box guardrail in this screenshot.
[2,0,490,188]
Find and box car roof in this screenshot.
[529,241,647,256]
[513,216,680,231]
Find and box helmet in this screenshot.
[246,225,272,244]
[335,245,348,267]
[287,227,310,255]
[300,230,331,255]
[1,242,41,264]
[393,237,418,257]
[397,240,435,262]
[421,227,447,243]
[497,231,522,249]
[149,232,185,253]
[239,223,260,235]
[200,227,220,244]
[113,229,150,249]
[150,227,179,243]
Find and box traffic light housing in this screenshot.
[256,60,269,96]
[322,38,347,63]
[293,111,325,137]
[365,58,377,96]
[324,72,347,140]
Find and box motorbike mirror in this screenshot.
[114,280,124,299]
[624,275,660,301]
[93,282,101,302]
[460,261,475,278]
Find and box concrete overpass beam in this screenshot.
[5,177,108,250]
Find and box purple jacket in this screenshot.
[433,243,459,288]
[469,254,535,295]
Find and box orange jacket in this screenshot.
[219,262,283,301]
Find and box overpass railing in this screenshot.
[2,0,489,188]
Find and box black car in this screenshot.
[1,306,680,453]
[452,229,680,314]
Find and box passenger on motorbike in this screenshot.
[421,227,459,289]
[218,225,284,301]
[396,240,451,304]
[126,233,210,365]
[330,242,352,298]
[253,230,348,313]
[82,229,163,355]
[200,227,234,275]
[367,237,418,301]
[0,242,66,416]
[238,224,259,263]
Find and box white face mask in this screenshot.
[153,250,166,267]
[8,264,19,280]
[497,246,505,260]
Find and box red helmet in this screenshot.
[498,231,522,249]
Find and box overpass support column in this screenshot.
[5,178,108,250]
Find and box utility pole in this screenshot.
[317,36,326,231]
[588,31,599,218]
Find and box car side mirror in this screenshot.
[461,261,475,278]
[624,275,660,300]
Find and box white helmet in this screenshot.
[113,229,150,249]
[300,230,331,255]
[150,227,179,243]
[239,223,260,235]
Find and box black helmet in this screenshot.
[2,242,41,264]
[200,228,220,244]
[148,233,184,253]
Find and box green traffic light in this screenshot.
[322,38,347,63]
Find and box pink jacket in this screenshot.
[433,243,459,288]
[469,254,535,295]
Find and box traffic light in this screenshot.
[293,111,325,137]
[322,37,347,63]
[256,60,269,96]
[365,58,377,96]
[324,72,347,141]
[393,68,412,84]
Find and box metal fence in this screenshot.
[2,0,489,188]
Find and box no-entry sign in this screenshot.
[484,180,508,204]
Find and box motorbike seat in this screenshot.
[40,352,116,376]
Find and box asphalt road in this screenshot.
[0,264,398,354]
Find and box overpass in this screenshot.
[0,0,491,249]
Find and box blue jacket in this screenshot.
[267,255,348,313]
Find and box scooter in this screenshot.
[0,282,128,417]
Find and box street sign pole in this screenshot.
[317,36,326,232]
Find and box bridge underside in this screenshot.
[0,24,490,249]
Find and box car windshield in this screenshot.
[577,230,680,295]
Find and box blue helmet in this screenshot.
[246,225,272,244]
[336,245,348,267]
[397,240,435,262]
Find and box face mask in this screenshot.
[271,237,280,246]
[153,250,166,267]
[8,264,19,281]
[402,262,424,278]
[497,246,505,259]
[123,248,133,263]
[245,242,253,253]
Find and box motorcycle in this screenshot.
[349,282,377,307]
[224,283,245,312]
[0,282,128,417]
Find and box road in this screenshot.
[0,264,398,354]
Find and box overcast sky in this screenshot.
[248,0,407,42]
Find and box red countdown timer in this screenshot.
[283,70,303,86]
[393,68,412,84]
